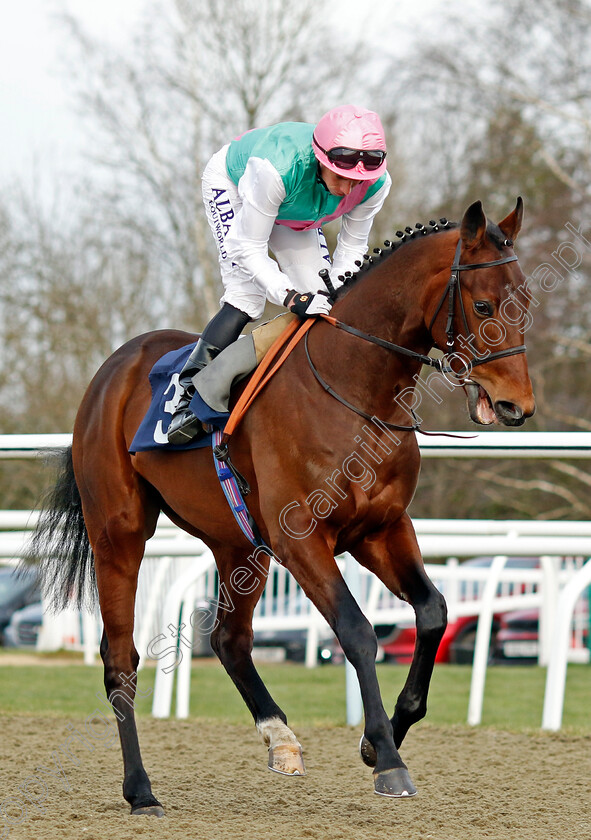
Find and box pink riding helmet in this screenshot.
[312,105,388,181]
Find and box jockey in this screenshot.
[167,104,391,445]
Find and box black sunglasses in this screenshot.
[313,135,386,171]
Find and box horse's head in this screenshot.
[429,198,536,426]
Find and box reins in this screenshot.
[302,236,526,436]
[221,234,527,444]
[304,325,471,439]
[319,315,447,371]
[320,239,526,381]
[303,329,422,433]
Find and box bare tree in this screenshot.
[385,0,591,217]
[0,0,398,495]
[0,183,160,427]
[380,0,591,520]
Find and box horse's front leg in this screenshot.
[209,546,306,777]
[352,513,447,762]
[273,534,416,797]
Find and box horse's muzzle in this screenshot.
[464,381,535,427]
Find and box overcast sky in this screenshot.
[0,0,145,180]
[0,0,450,183]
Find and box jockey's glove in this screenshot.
[283,290,332,317]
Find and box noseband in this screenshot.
[427,239,526,378]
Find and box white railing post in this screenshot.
[542,559,591,731]
[445,557,460,622]
[82,609,100,665]
[136,555,174,671]
[539,555,560,666]
[305,617,320,668]
[151,555,215,718]
[344,553,363,727]
[467,555,508,726]
[175,582,197,719]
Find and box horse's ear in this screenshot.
[460,200,487,249]
[498,196,524,241]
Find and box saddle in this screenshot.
[129,313,309,454]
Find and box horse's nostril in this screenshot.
[498,400,519,415]
[494,400,525,426]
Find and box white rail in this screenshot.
[0,434,72,458]
[8,508,589,726]
[1,430,590,729]
[2,431,591,459]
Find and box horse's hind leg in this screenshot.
[93,526,164,816]
[79,462,163,817]
[352,513,447,763]
[209,546,305,776]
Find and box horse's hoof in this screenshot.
[374,767,417,798]
[268,744,306,776]
[359,734,377,767]
[131,804,165,817]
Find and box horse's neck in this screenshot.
[333,232,456,354]
[306,232,458,432]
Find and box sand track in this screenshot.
[1,716,590,840]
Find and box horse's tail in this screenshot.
[25,446,97,611]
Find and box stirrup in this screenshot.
[167,408,207,445]
[167,339,222,445]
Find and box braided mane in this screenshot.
[333,218,459,300]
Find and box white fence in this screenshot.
[142,533,589,724]
[1,432,590,730]
[2,431,591,458]
[1,510,589,728]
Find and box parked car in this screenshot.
[189,597,336,663]
[381,556,542,665]
[0,566,41,644]
[492,609,539,664]
[380,614,495,665]
[3,601,43,647]
[492,606,590,664]
[252,627,336,664]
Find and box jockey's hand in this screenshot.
[283,290,332,317]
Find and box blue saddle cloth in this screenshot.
[129,343,230,453]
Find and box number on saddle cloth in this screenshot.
[129,314,299,454]
[128,343,224,453]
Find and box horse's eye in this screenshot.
[473,300,493,317]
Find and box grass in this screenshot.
[0,651,590,732]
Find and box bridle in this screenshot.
[427,239,526,378]
[305,236,527,432]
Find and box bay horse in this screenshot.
[31,199,534,814]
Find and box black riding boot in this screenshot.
[167,303,250,445]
